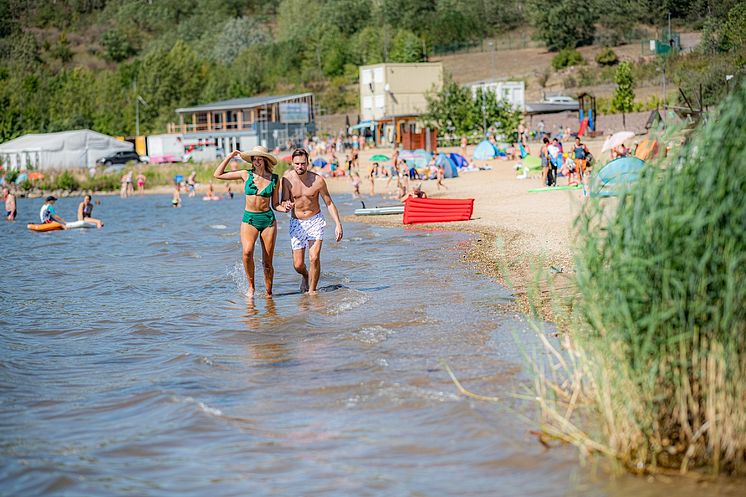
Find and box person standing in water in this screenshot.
[213,146,292,298]
[281,148,343,294]
[3,187,16,220]
[77,194,104,228]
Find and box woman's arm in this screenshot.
[77,202,84,221]
[213,151,245,181]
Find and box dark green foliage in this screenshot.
[101,29,135,62]
[611,62,634,126]
[0,0,743,141]
[389,30,426,63]
[529,0,597,51]
[595,48,619,66]
[552,49,584,70]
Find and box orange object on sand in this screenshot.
[28,172,45,181]
[635,139,659,161]
[27,222,64,232]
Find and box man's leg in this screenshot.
[293,248,309,293]
[307,240,323,294]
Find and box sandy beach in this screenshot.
[320,140,610,318]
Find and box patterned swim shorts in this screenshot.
[289,212,326,250]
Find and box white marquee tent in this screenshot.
[0,129,133,171]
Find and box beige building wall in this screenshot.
[359,63,443,121]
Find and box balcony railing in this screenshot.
[166,122,264,134]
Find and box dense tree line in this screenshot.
[0,0,736,141]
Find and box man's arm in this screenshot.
[319,179,343,242]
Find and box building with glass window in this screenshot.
[168,93,315,153]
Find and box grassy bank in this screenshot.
[529,83,746,475]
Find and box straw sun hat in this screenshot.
[239,146,277,166]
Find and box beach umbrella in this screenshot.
[14,173,28,184]
[602,131,636,152]
[312,158,327,167]
[370,154,390,162]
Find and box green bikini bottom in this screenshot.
[242,209,275,231]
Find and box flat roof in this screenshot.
[176,93,313,113]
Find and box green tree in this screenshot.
[101,29,135,62]
[389,30,425,63]
[208,16,269,63]
[276,0,321,42]
[529,0,597,51]
[612,61,635,128]
[352,26,384,65]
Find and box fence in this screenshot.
[431,34,538,57]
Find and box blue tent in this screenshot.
[312,158,327,168]
[473,140,497,160]
[435,153,459,178]
[449,153,469,168]
[591,157,645,197]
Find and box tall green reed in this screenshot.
[531,82,746,475]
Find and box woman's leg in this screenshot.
[258,223,278,297]
[84,216,103,228]
[240,222,260,297]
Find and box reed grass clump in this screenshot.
[533,83,746,475]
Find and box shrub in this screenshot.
[552,48,584,70]
[532,81,746,475]
[56,170,79,191]
[595,47,619,66]
[4,169,19,184]
[80,173,120,192]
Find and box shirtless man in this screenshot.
[3,187,16,220]
[281,148,343,294]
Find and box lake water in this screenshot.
[1,193,742,496]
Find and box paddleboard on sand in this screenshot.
[354,205,404,216]
[528,185,582,192]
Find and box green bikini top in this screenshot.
[245,171,278,197]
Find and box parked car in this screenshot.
[96,150,146,167]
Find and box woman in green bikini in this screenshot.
[214,146,293,297]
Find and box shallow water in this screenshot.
[1,193,742,496]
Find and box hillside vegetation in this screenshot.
[0,0,740,141]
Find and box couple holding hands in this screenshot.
[214,146,343,298]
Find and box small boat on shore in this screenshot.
[354,205,404,216]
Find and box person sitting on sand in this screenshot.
[77,194,104,228]
[408,184,427,199]
[40,196,66,226]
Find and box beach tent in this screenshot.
[399,150,429,169]
[435,153,459,178]
[473,140,497,160]
[449,153,469,168]
[591,157,645,197]
[0,129,133,171]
